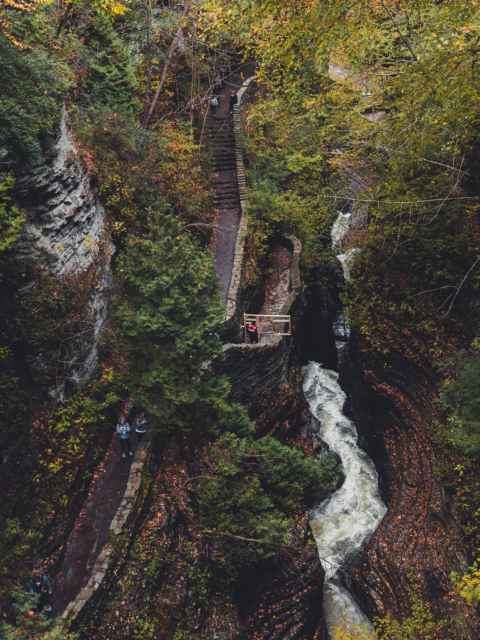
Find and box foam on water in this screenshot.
[302,363,387,636]
[331,212,351,248]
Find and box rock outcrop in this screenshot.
[238,540,328,640]
[339,343,478,639]
[14,109,114,406]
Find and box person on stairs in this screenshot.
[229,91,238,115]
[135,412,149,444]
[247,321,258,344]
[28,572,53,614]
[117,416,133,458]
[210,94,219,115]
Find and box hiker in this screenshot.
[246,321,258,344]
[209,332,221,344]
[210,94,219,115]
[135,412,149,444]
[117,416,133,458]
[28,572,52,614]
[229,91,238,115]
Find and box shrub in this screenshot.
[439,340,480,458]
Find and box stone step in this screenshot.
[214,197,239,204]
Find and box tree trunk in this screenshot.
[143,1,191,127]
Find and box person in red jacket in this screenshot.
[247,321,258,344]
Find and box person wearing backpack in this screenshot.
[28,572,52,613]
[117,416,132,458]
[246,321,258,344]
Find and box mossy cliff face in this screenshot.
[339,340,478,638]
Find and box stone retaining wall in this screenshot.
[216,234,305,404]
[62,424,157,624]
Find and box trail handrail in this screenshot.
[243,314,291,343]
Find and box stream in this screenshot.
[302,211,387,637]
[303,364,386,636]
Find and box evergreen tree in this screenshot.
[0,588,77,640]
[114,214,229,432]
[0,34,69,168]
[197,433,341,578]
[84,15,140,114]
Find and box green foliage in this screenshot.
[0,33,70,168]
[0,174,25,279]
[196,433,341,580]
[114,213,229,431]
[451,559,480,606]
[82,15,140,115]
[74,108,212,239]
[374,584,450,640]
[0,521,40,587]
[439,342,480,458]
[243,101,337,273]
[0,587,78,640]
[48,366,122,436]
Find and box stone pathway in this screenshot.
[47,417,156,622]
[208,73,244,303]
[208,65,254,306]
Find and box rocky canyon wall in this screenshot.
[339,341,478,638]
[14,109,114,407]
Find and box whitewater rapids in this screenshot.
[302,362,387,636]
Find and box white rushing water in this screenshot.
[302,363,387,636]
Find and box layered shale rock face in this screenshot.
[14,110,114,406]
[238,536,328,640]
[340,344,478,639]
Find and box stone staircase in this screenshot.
[210,118,240,210]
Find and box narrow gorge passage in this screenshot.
[303,363,387,635]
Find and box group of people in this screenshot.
[116,412,149,458]
[25,413,151,617]
[209,87,238,117]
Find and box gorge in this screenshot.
[2,2,480,640]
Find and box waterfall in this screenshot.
[301,211,387,637]
[303,364,386,636]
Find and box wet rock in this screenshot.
[238,541,328,640]
[299,263,342,370]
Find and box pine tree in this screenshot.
[114,214,229,432]
[84,15,140,114]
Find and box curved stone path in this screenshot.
[54,417,156,622]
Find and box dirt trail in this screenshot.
[50,427,139,617]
